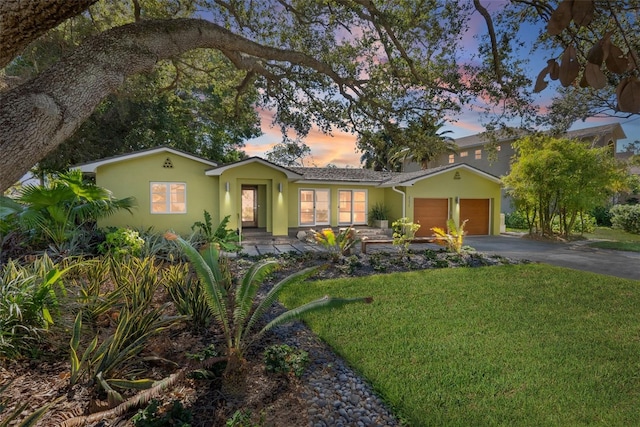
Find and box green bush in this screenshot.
[610,204,640,234]
[505,211,529,229]
[591,206,613,227]
[0,255,67,359]
[551,213,597,234]
[98,228,145,258]
[263,344,309,378]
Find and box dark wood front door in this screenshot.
[241,186,258,228]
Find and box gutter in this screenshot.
[391,186,406,218]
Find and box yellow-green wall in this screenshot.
[217,162,290,236]
[287,183,386,228]
[95,152,219,235]
[404,168,502,235]
[94,154,501,237]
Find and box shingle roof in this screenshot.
[288,167,396,183]
[291,163,500,186]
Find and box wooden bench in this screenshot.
[360,237,437,254]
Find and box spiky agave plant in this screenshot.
[165,232,372,367]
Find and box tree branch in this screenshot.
[0,18,365,191]
[0,0,99,68]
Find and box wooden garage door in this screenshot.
[460,199,490,235]
[413,198,449,237]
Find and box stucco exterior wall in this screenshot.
[287,183,387,228]
[95,152,219,235]
[404,168,502,235]
[217,162,290,236]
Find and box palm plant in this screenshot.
[431,219,468,254]
[0,170,134,251]
[391,118,458,169]
[164,232,372,386]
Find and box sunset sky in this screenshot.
[242,3,640,167]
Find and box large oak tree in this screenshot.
[2,0,639,192]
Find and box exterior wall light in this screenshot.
[278,182,283,193]
[225,182,230,192]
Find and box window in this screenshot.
[460,151,468,157]
[150,182,186,213]
[448,154,455,164]
[475,149,482,160]
[339,190,367,224]
[299,189,330,225]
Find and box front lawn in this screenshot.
[280,264,640,426]
[584,227,640,252]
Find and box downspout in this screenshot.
[391,186,406,218]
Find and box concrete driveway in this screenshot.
[465,235,640,281]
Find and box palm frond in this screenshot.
[244,265,324,343]
[259,296,373,336]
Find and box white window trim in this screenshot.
[475,149,482,160]
[338,189,368,225]
[298,188,331,226]
[460,151,468,157]
[150,182,187,214]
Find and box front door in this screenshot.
[241,186,259,228]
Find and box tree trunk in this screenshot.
[0,18,342,192]
[0,0,98,68]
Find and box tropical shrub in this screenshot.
[191,212,240,252]
[368,202,389,223]
[98,228,145,258]
[310,227,360,258]
[0,170,134,254]
[0,255,67,359]
[392,217,420,254]
[610,204,640,234]
[431,219,468,254]
[162,262,212,329]
[164,232,372,386]
[68,257,183,395]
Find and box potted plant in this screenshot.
[368,202,390,229]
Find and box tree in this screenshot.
[356,128,402,172]
[357,117,457,171]
[0,1,521,192]
[4,1,640,192]
[391,117,458,169]
[265,139,312,167]
[498,1,640,121]
[503,134,628,238]
[5,3,261,175]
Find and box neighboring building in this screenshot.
[404,123,627,212]
[77,146,503,238]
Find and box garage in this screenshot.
[413,198,449,237]
[459,198,490,235]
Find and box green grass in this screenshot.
[584,227,640,252]
[280,265,640,426]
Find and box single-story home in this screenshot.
[77,146,502,238]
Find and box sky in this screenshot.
[241,3,640,166]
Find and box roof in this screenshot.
[75,146,218,173]
[454,123,626,150]
[205,157,303,179]
[380,163,501,187]
[289,166,396,185]
[292,163,500,187]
